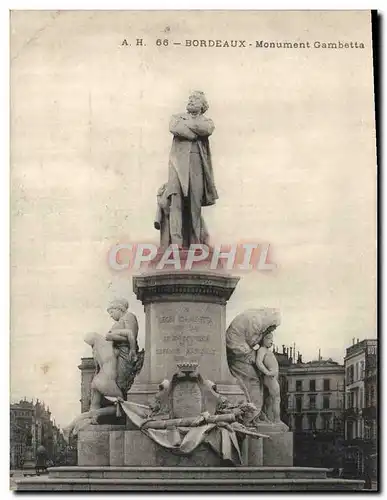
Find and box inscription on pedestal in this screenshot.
[150,302,222,381]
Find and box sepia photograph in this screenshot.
[9,9,378,491]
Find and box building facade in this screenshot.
[10,399,67,469]
[285,357,345,468]
[78,357,95,412]
[344,338,377,440]
[343,339,377,480]
[287,358,345,433]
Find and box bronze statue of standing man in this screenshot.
[163,91,218,248]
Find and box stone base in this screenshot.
[262,432,293,467]
[78,425,292,468]
[148,247,227,272]
[254,426,293,467]
[16,466,365,491]
[78,425,126,466]
[78,426,244,467]
[124,430,224,467]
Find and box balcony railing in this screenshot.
[362,406,377,420]
[343,407,360,418]
[288,407,343,413]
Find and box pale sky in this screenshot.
[10,11,376,426]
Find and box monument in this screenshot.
[16,92,364,491]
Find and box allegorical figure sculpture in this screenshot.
[253,330,281,424]
[161,91,218,247]
[105,298,144,397]
[64,299,144,437]
[85,331,123,411]
[226,308,283,425]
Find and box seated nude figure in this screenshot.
[85,332,123,411]
[253,329,281,424]
[64,333,122,437]
[64,299,144,438]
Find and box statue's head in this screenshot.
[84,332,99,347]
[186,90,209,115]
[107,298,129,321]
[157,183,167,197]
[260,328,275,349]
[247,308,281,349]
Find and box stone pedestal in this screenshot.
[262,432,293,467]
[131,270,243,404]
[78,425,126,466]
[78,426,251,467]
[253,423,293,466]
[244,435,264,466]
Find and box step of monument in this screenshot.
[49,465,329,480]
[16,475,365,492]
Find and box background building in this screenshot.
[343,338,377,481]
[79,357,95,412]
[286,353,345,468]
[10,399,67,469]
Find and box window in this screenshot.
[354,389,359,409]
[360,361,365,380]
[296,380,303,392]
[323,395,330,409]
[295,415,303,431]
[296,396,302,413]
[308,414,317,431]
[346,365,354,385]
[309,395,316,409]
[347,420,354,440]
[309,379,316,391]
[355,363,359,381]
[323,379,330,391]
[322,414,331,431]
[351,390,358,408]
[370,386,376,406]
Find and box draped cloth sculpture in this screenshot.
[102,363,269,466]
[66,362,269,466]
[104,397,268,466]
